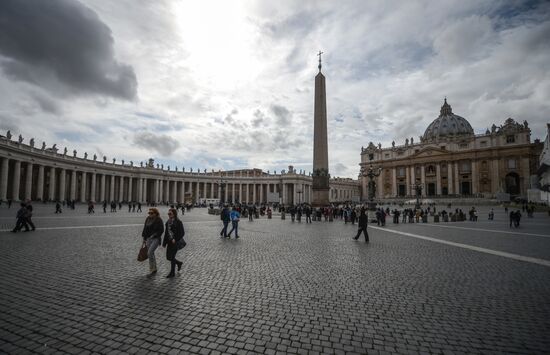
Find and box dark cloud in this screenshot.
[133,132,180,156]
[270,104,292,125]
[29,90,61,114]
[0,0,137,100]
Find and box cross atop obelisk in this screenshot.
[312,51,330,207]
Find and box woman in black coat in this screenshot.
[162,208,185,278]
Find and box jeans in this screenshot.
[228,221,239,237]
[146,238,160,271]
[220,221,229,237]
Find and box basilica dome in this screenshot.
[422,99,474,142]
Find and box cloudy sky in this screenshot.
[0,0,549,178]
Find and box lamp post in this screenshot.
[360,163,382,219]
[411,182,424,210]
[219,178,227,205]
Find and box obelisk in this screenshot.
[312,51,330,206]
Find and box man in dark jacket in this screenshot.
[11,203,29,233]
[220,205,231,238]
[353,208,369,242]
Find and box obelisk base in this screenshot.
[311,189,330,207]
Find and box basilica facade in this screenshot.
[360,99,543,200]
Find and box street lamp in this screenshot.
[219,178,227,205]
[360,163,382,219]
[410,182,424,209]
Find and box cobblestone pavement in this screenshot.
[1,204,549,354]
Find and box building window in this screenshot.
[480,141,487,147]
[385,153,390,158]
[460,161,471,173]
[440,146,446,150]
[506,135,515,143]
[397,167,405,177]
[508,159,516,169]
[368,153,374,160]
[459,143,468,148]
[426,165,435,175]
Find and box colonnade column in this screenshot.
[154,180,159,203]
[195,181,199,202]
[70,170,77,201]
[259,183,263,204]
[172,181,177,202]
[0,158,8,201]
[80,172,87,202]
[159,180,164,203]
[12,160,21,201]
[49,167,56,201]
[128,177,133,202]
[91,173,97,202]
[142,179,148,203]
[109,175,115,202]
[119,176,124,202]
[59,169,66,201]
[36,165,44,201]
[252,184,256,204]
[100,174,106,202]
[138,178,143,203]
[282,183,287,204]
[231,183,235,203]
[25,162,33,200]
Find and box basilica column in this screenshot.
[0,158,8,201]
[12,160,21,201]
[377,172,384,199]
[471,160,478,195]
[70,170,77,201]
[36,165,44,201]
[405,166,410,196]
[49,167,56,201]
[80,172,87,202]
[491,159,500,194]
[91,173,97,202]
[25,162,33,201]
[392,167,397,197]
[119,176,124,202]
[454,162,460,195]
[59,169,66,202]
[447,163,453,195]
[420,165,426,196]
[436,164,442,195]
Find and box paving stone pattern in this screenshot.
[0,205,549,354]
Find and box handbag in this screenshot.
[176,238,187,250]
[137,242,148,262]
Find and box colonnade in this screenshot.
[0,156,364,205]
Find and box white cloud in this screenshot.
[1,0,549,178]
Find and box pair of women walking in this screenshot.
[141,208,185,278]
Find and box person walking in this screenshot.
[353,208,369,242]
[305,206,312,223]
[227,206,241,239]
[11,203,29,233]
[137,202,142,212]
[55,202,62,213]
[25,203,35,231]
[141,208,164,275]
[163,208,185,278]
[220,205,230,238]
